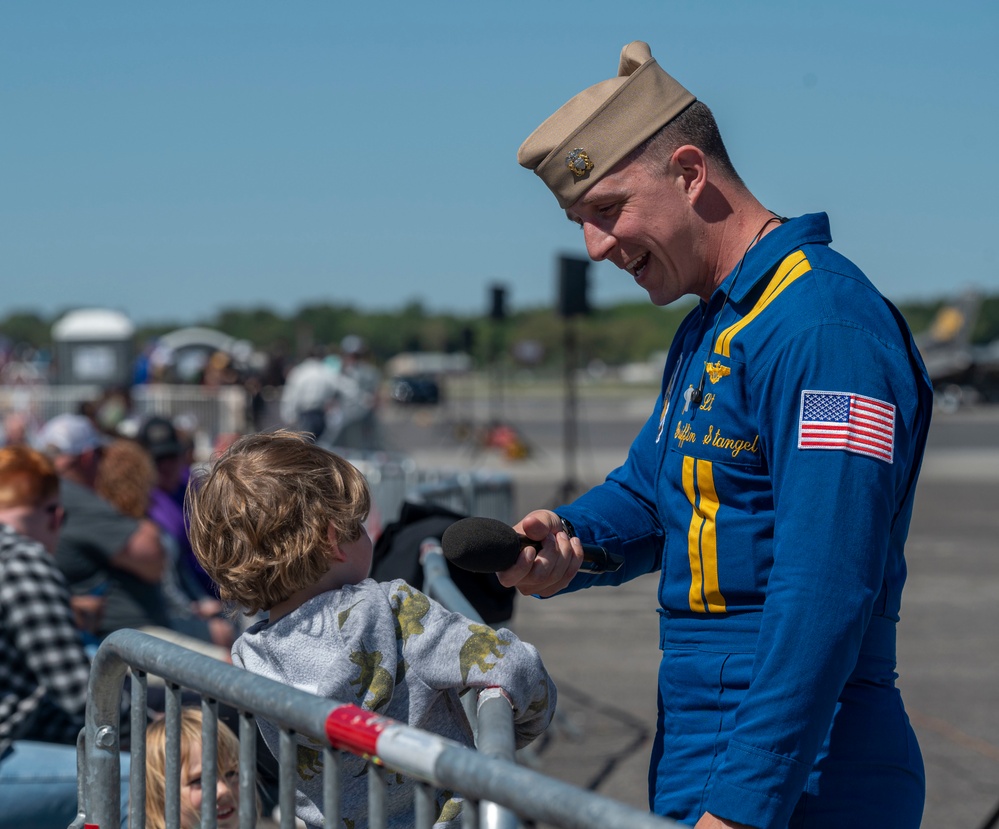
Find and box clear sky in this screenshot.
[1,1,996,326]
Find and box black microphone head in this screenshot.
[441,517,521,573]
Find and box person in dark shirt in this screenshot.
[35,413,170,636]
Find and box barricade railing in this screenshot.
[75,629,681,829]
[132,384,248,440]
[334,448,515,532]
[0,383,102,423]
[334,449,421,535]
[419,538,518,829]
[0,382,248,452]
[409,471,515,524]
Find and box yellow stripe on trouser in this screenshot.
[714,249,812,358]
[681,456,726,613]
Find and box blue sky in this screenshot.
[1,1,996,325]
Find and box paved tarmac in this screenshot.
[381,386,999,828]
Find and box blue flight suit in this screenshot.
[555,213,930,827]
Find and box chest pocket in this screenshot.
[667,356,763,469]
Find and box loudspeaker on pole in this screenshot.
[489,284,507,321]
[558,255,590,318]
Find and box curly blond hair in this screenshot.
[95,438,156,519]
[186,430,370,615]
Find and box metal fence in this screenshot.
[0,383,247,451]
[327,448,515,537]
[72,552,681,829]
[408,471,515,525]
[132,385,247,441]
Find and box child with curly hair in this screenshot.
[187,430,556,829]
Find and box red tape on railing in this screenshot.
[325,705,394,760]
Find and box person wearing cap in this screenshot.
[507,41,930,828]
[35,413,171,637]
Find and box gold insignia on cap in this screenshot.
[705,361,731,384]
[565,148,594,178]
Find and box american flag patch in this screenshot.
[798,390,895,463]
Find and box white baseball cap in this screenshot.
[34,414,109,457]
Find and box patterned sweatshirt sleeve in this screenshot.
[384,580,556,748]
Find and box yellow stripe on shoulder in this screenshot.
[714,250,811,358]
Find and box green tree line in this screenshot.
[3,294,999,372]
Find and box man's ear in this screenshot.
[671,145,708,205]
[327,522,346,562]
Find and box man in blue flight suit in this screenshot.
[506,41,931,828]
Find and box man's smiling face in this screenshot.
[566,154,709,307]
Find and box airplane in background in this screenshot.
[916,289,999,410]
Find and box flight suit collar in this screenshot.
[712,212,832,305]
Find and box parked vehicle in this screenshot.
[390,375,441,405]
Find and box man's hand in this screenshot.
[496,509,584,597]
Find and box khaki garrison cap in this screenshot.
[517,41,696,209]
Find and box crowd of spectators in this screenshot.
[0,332,384,825]
[0,406,235,827]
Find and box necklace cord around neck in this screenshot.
[688,214,782,406]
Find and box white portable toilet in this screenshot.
[51,308,136,386]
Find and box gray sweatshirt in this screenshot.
[232,577,556,829]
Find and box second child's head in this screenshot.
[145,708,244,829]
[187,430,371,615]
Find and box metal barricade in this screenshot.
[0,383,248,451]
[75,628,680,829]
[0,383,102,424]
[409,471,515,524]
[336,450,421,534]
[131,384,248,440]
[338,451,514,532]
[419,540,518,829]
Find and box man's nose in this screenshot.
[583,222,614,261]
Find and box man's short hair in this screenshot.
[627,100,743,185]
[186,430,371,615]
[0,445,60,510]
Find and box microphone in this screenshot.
[441,516,623,575]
